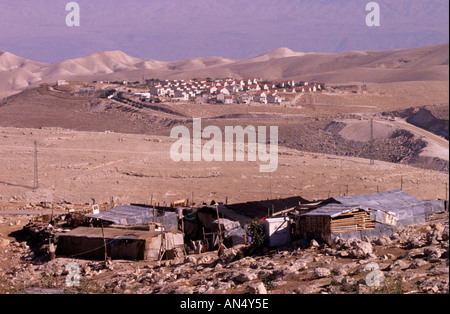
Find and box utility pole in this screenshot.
[215,204,224,256]
[33,141,38,192]
[370,119,375,166]
[445,183,449,212]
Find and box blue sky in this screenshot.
[1,0,448,63]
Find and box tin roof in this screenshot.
[302,190,435,227]
[301,203,371,218]
[60,226,157,240]
[330,189,423,211]
[87,204,178,228]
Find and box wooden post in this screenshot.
[215,204,224,256]
[49,239,56,261]
[100,221,108,264]
[215,204,222,243]
[159,226,166,261]
[446,183,449,212]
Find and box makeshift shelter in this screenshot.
[86,204,179,231]
[183,206,219,243]
[223,196,311,224]
[211,218,246,247]
[298,204,396,242]
[326,190,445,226]
[263,217,291,247]
[298,190,445,243]
[57,227,184,261]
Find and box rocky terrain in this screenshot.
[0,42,448,297]
[0,212,448,295]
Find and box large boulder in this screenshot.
[406,235,425,249]
[0,237,10,249]
[424,247,444,263]
[349,240,374,259]
[248,282,268,294]
[314,267,331,278]
[232,270,258,283]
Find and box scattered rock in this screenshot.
[407,235,425,249]
[233,270,258,283]
[442,227,449,241]
[387,259,409,270]
[408,258,428,269]
[184,255,197,264]
[314,267,331,278]
[290,258,309,271]
[373,236,391,246]
[424,247,444,263]
[309,239,320,248]
[349,240,373,259]
[248,282,267,294]
[219,248,238,264]
[0,237,10,249]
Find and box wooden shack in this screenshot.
[298,204,396,243]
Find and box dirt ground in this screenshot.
[0,79,448,295]
[0,211,448,295]
[0,126,448,207]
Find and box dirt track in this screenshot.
[387,119,449,150]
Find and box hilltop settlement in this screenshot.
[54,77,325,106]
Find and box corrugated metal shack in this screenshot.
[86,204,179,231]
[57,204,184,261]
[298,204,396,243]
[298,190,446,243]
[326,190,445,226]
[222,196,311,224]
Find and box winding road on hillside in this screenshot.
[375,118,449,150]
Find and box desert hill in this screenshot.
[0,44,448,97]
[0,51,47,93]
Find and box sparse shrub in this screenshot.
[263,273,275,291]
[248,219,268,250]
[372,276,404,294]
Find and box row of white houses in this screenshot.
[138,77,323,102]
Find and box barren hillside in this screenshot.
[1,44,448,96]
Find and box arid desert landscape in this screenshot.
[0,43,448,295]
